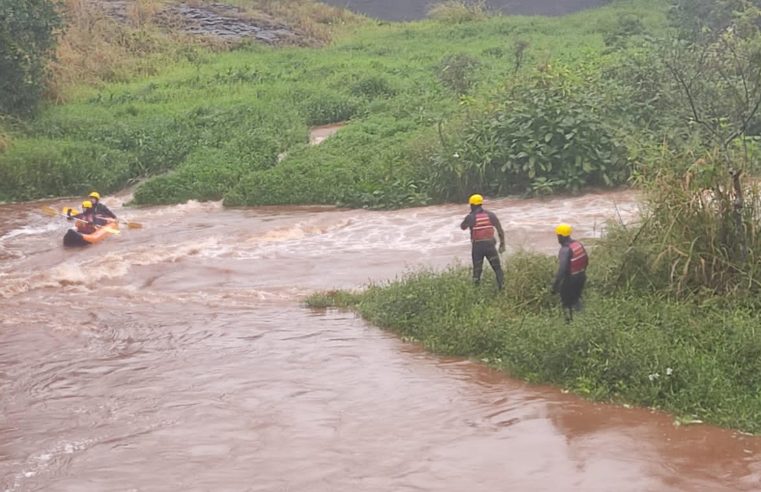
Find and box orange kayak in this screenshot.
[63,219,119,247]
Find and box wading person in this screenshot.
[552,223,588,322]
[87,191,117,220]
[460,194,505,290]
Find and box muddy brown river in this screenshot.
[2,191,761,491]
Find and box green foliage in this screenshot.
[603,14,650,51]
[0,0,61,115]
[437,53,481,96]
[299,90,362,126]
[350,75,397,99]
[0,138,132,198]
[429,64,631,201]
[0,0,671,205]
[668,0,756,42]
[304,289,362,308]
[594,157,761,298]
[223,115,428,208]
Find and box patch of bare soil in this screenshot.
[96,0,303,45]
[159,3,300,44]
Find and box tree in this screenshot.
[662,2,761,261]
[0,0,61,115]
[669,0,761,42]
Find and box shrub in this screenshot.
[437,53,481,95]
[427,1,488,24]
[299,91,362,126]
[428,64,631,201]
[0,138,132,198]
[0,0,61,114]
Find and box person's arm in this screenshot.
[552,246,571,293]
[97,203,117,219]
[489,212,506,251]
[460,213,474,230]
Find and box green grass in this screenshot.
[307,252,761,433]
[0,0,668,206]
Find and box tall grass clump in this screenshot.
[427,1,489,23]
[0,138,133,198]
[595,159,761,298]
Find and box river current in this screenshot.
[2,188,761,491]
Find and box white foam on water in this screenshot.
[4,439,94,492]
[0,222,60,243]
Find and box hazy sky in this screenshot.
[319,0,611,21]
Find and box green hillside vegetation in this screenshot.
[310,0,761,433]
[0,0,668,206]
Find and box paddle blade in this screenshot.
[41,206,58,217]
[62,207,79,216]
[126,221,143,229]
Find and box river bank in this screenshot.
[309,243,761,435]
[3,190,761,490]
[0,0,668,207]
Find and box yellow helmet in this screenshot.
[82,200,93,209]
[468,194,484,206]
[555,223,572,237]
[89,191,101,200]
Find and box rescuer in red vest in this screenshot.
[552,223,588,322]
[460,194,506,290]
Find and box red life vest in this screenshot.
[472,211,495,241]
[75,213,97,234]
[569,240,588,275]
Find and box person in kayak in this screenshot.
[66,200,109,234]
[460,194,506,290]
[88,191,117,220]
[551,223,588,322]
[67,200,100,234]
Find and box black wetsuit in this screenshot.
[460,206,505,289]
[93,201,116,219]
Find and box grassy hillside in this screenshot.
[0,0,667,206]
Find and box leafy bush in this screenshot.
[0,138,132,198]
[0,0,61,114]
[428,64,631,201]
[299,91,362,126]
[437,53,481,95]
[350,75,397,99]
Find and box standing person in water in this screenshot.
[87,191,117,220]
[460,194,506,290]
[552,223,588,322]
